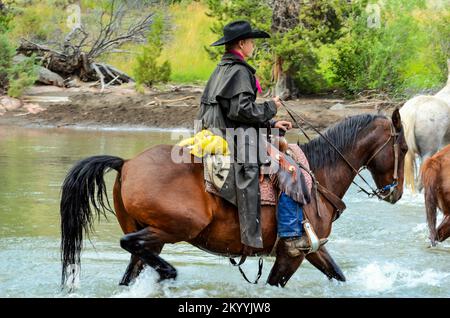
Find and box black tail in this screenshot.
[60,155,124,287]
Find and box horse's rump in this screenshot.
[119,145,215,239]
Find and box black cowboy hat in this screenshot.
[210,20,270,46]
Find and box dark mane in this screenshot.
[300,114,386,171]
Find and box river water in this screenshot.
[0,126,448,298]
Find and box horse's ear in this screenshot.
[392,108,402,132]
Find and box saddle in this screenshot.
[204,136,346,219]
[204,141,313,206]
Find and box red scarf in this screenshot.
[228,49,263,94]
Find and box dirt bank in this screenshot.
[0,83,402,131]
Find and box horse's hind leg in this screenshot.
[120,227,176,281]
[114,177,148,285]
[120,255,145,286]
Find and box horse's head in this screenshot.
[365,109,408,204]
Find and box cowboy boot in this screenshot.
[284,236,328,257]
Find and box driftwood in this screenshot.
[143,96,197,107]
[22,96,70,103]
[17,40,134,90]
[156,96,196,103]
[15,1,155,88]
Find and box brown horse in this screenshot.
[60,110,407,289]
[421,144,450,246]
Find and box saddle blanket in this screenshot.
[205,144,312,205]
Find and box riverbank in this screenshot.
[0,83,402,132]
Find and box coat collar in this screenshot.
[219,53,256,74]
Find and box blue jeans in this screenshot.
[277,192,303,238]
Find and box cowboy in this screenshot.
[196,20,314,256]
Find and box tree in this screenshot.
[0,0,38,97]
[270,0,301,99]
[133,13,171,88]
[205,0,348,98]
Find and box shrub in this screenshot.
[0,34,38,97]
[330,0,449,96]
[7,54,39,98]
[0,34,14,91]
[133,13,171,87]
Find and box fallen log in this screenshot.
[17,39,134,87]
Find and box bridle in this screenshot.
[280,100,401,200]
[355,121,401,200]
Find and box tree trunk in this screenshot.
[271,0,301,99]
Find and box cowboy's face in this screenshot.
[238,38,255,58]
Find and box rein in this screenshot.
[280,100,400,200]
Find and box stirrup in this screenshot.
[303,221,328,253]
[284,237,328,258]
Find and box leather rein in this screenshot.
[280,100,400,201]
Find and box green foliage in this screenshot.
[9,2,67,43]
[0,32,38,97]
[330,0,449,96]
[205,0,276,89]
[0,34,14,90]
[205,0,272,59]
[271,30,322,94]
[5,0,449,96]
[205,0,450,96]
[0,0,14,33]
[205,0,351,93]
[133,13,171,87]
[7,54,38,98]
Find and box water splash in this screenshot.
[353,262,448,294]
[112,269,160,298]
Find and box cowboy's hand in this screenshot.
[272,96,282,109]
[274,120,293,132]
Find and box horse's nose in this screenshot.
[385,190,402,204]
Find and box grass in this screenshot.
[160,1,217,83]
[102,1,217,84]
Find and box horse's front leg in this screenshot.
[266,240,305,287]
[305,246,346,282]
[119,255,145,286]
[437,215,450,243]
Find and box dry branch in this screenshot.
[15,0,154,87]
